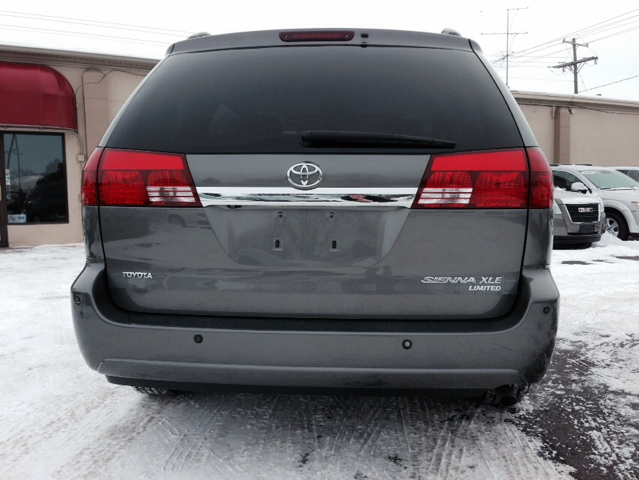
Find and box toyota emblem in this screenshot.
[287,162,323,189]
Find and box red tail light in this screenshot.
[82,149,201,207]
[100,170,147,206]
[412,150,529,209]
[81,148,103,206]
[526,147,554,208]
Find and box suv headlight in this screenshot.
[552,201,561,215]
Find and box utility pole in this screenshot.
[551,38,598,94]
[482,7,528,86]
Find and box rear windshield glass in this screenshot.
[106,46,522,154]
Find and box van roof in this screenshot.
[169,28,475,55]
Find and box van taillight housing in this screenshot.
[81,148,103,206]
[526,147,554,208]
[411,148,553,209]
[81,149,201,207]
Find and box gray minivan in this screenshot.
[71,29,558,406]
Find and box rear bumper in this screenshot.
[553,212,604,247]
[71,262,559,391]
[553,233,602,246]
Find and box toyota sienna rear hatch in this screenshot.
[87,30,552,320]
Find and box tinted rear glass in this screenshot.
[107,46,522,154]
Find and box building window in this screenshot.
[3,133,68,224]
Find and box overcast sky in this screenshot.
[1,1,638,100]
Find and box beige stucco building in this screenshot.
[514,91,639,167]
[0,45,638,247]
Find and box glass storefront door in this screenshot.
[0,133,68,247]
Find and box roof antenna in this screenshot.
[441,28,462,37]
[188,32,210,39]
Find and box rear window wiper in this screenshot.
[300,130,457,149]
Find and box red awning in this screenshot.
[0,62,77,130]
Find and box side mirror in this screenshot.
[570,182,589,193]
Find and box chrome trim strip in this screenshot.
[196,187,417,207]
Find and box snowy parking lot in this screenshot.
[1,237,638,479]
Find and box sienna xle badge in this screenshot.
[72,28,558,406]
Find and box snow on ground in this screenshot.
[0,238,637,479]
[552,235,639,397]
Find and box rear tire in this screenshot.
[605,210,629,240]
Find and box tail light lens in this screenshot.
[526,147,554,208]
[412,148,553,209]
[413,150,528,209]
[81,149,201,207]
[81,148,103,206]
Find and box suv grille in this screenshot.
[566,204,599,223]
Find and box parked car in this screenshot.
[72,28,558,406]
[552,188,605,248]
[551,165,639,240]
[614,166,639,183]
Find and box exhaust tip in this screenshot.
[489,384,525,407]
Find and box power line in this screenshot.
[577,15,639,42]
[0,23,174,46]
[497,18,639,71]
[583,73,639,92]
[579,73,588,93]
[506,20,636,67]
[491,9,639,71]
[494,47,571,70]
[488,54,566,57]
[561,15,639,44]
[509,77,573,82]
[588,24,639,43]
[511,8,639,57]
[0,9,193,36]
[499,65,576,68]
